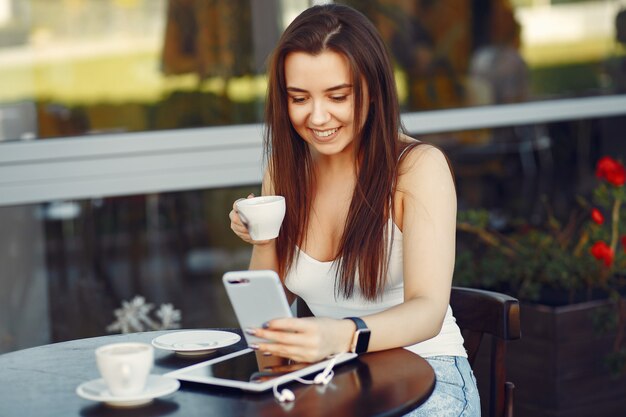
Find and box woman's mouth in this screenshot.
[311,127,339,140]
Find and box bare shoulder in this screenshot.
[398,141,452,184]
[393,139,455,230]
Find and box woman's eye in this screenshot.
[290,96,307,104]
[331,96,348,102]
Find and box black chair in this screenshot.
[296,286,521,417]
[450,286,521,417]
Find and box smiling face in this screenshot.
[284,50,367,158]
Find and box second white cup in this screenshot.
[235,195,286,241]
[95,342,154,396]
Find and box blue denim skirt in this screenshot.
[405,355,481,417]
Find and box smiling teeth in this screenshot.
[313,128,338,138]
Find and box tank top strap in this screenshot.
[398,143,413,161]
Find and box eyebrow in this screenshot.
[286,83,353,93]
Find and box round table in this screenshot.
[0,330,435,417]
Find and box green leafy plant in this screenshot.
[455,156,626,374]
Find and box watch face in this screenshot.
[354,329,371,354]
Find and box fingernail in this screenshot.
[248,193,255,197]
[262,351,272,356]
[245,328,256,335]
[262,322,269,329]
[249,344,259,350]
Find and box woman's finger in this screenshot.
[229,209,250,233]
[230,214,248,231]
[232,193,255,210]
[232,198,246,210]
[230,220,248,234]
[252,328,310,347]
[264,317,315,333]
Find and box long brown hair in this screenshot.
[265,4,409,300]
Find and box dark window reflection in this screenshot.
[3,112,626,353]
[420,114,626,222]
[0,185,259,353]
[341,0,625,112]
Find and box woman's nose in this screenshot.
[310,101,331,126]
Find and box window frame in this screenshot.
[1,94,625,206]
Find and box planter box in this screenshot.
[473,300,626,417]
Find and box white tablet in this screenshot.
[164,348,357,392]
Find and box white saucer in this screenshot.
[76,374,180,407]
[151,330,241,356]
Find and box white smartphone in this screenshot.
[222,270,293,345]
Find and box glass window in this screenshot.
[2,0,624,142]
[0,185,259,354]
[0,0,293,141]
[420,114,626,220]
[340,0,626,111]
[4,111,625,353]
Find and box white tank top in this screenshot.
[284,221,467,358]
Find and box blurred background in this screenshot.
[1,0,625,357]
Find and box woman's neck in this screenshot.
[310,146,357,180]
[313,158,356,189]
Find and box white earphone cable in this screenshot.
[273,354,341,402]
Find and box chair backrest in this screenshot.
[450,286,521,417]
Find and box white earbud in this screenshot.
[275,388,295,402]
[313,370,334,385]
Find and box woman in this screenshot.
[229,4,480,416]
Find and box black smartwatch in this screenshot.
[345,317,371,354]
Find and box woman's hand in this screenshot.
[247,317,355,363]
[229,194,272,245]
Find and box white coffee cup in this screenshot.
[235,195,286,241]
[95,342,154,396]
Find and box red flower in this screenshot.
[622,236,626,253]
[596,156,626,186]
[591,208,604,225]
[591,241,614,267]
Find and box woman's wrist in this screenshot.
[249,240,278,270]
[338,319,357,353]
[251,237,277,247]
[251,240,276,251]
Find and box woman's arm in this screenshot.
[248,239,279,271]
[360,144,457,351]
[230,169,280,271]
[249,145,456,361]
[229,168,297,304]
